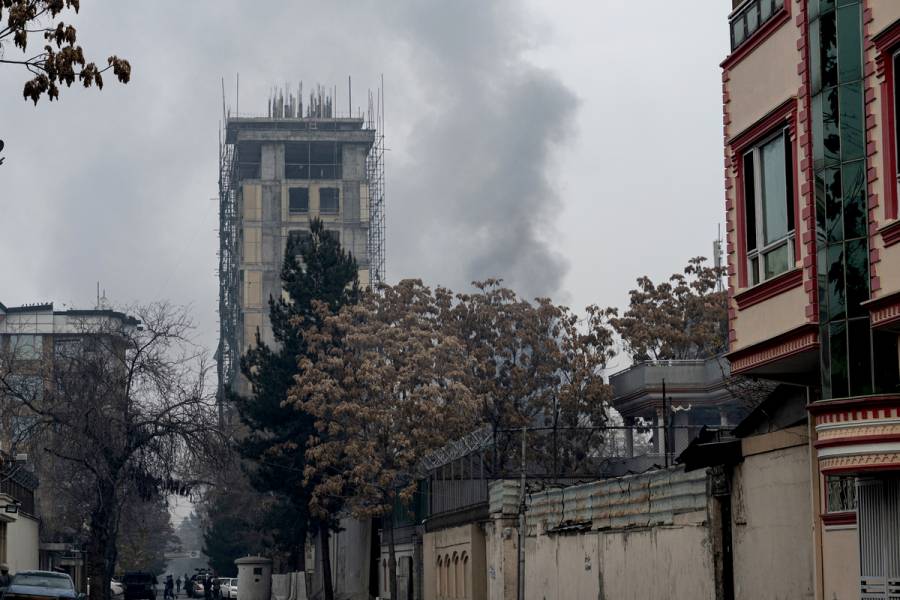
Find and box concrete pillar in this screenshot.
[673,411,690,456]
[624,416,635,458]
[719,407,730,428]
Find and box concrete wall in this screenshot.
[482,469,718,600]
[731,285,808,349]
[6,512,39,573]
[730,427,814,600]
[310,517,372,600]
[869,0,900,40]
[865,0,900,297]
[377,541,414,600]
[821,526,858,600]
[423,524,486,600]
[727,19,801,136]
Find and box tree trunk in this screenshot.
[320,528,334,600]
[386,516,398,600]
[86,498,116,600]
[292,528,307,572]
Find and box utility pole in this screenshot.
[663,378,669,469]
[517,425,526,600]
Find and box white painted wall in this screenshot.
[6,512,39,573]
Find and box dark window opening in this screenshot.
[874,330,900,394]
[285,142,342,180]
[288,230,311,254]
[237,141,262,179]
[320,188,340,214]
[289,188,309,213]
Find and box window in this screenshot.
[319,188,339,214]
[285,142,342,179]
[730,0,785,51]
[893,52,900,216]
[237,141,261,179]
[9,334,42,360]
[743,127,795,285]
[287,230,311,255]
[54,338,81,359]
[826,474,857,513]
[289,188,309,213]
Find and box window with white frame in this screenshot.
[743,127,795,285]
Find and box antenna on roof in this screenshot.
[714,224,725,293]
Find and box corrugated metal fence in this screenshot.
[489,467,709,534]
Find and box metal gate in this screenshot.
[859,478,900,599]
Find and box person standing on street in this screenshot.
[0,564,11,592]
[176,577,181,595]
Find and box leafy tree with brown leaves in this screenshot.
[292,280,480,600]
[607,256,727,362]
[0,0,131,103]
[437,281,615,476]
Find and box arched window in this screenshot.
[437,557,443,598]
[462,553,470,599]
[455,552,464,599]
[451,552,459,599]
[445,554,453,599]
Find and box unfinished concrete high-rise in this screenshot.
[216,82,385,405]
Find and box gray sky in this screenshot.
[0,1,731,354]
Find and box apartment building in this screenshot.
[0,300,138,584]
[724,0,900,596]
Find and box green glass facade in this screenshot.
[809,0,872,399]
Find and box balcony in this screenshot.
[610,358,733,416]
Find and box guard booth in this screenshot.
[235,556,272,600]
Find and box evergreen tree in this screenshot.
[235,218,359,578]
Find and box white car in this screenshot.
[111,580,124,597]
[223,578,238,599]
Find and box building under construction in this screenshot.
[217,82,385,403]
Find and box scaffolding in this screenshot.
[365,81,386,287]
[216,90,240,422]
[215,78,386,410]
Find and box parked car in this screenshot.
[111,579,125,597]
[219,578,237,599]
[227,578,238,599]
[2,570,79,600]
[192,578,204,597]
[122,572,157,600]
